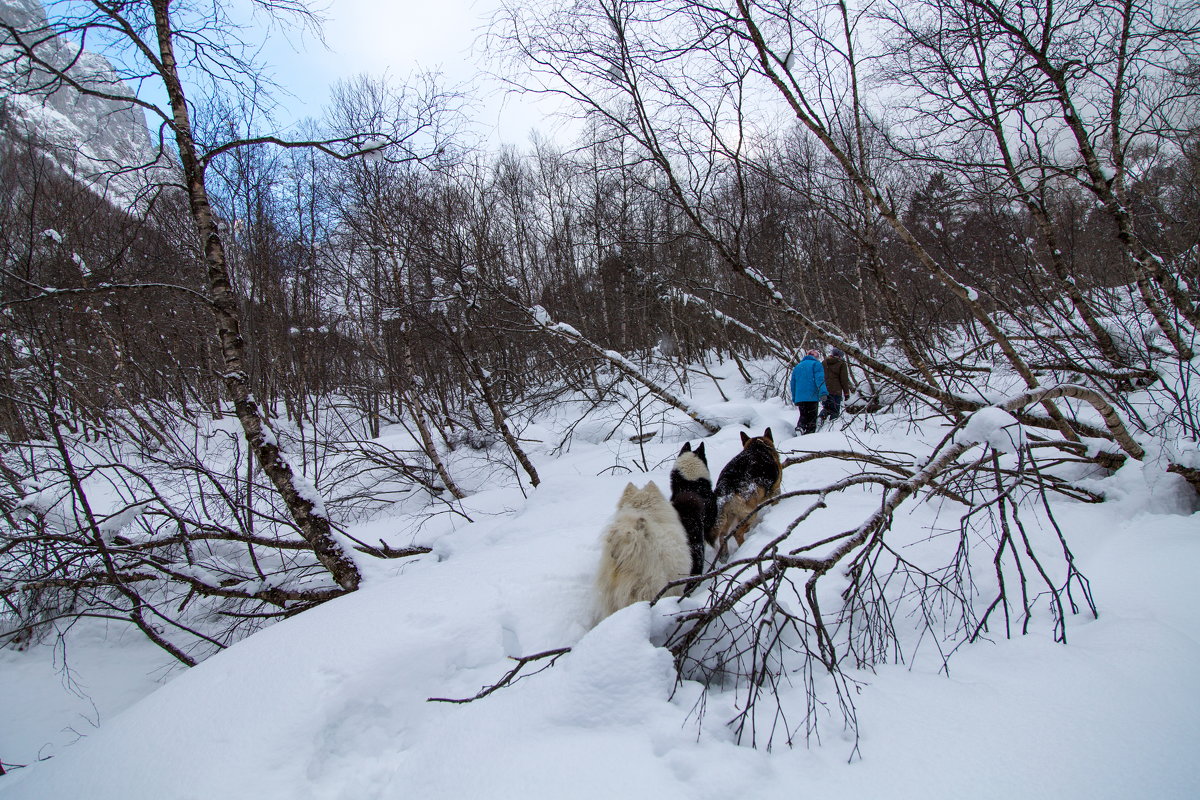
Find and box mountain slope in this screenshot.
[0,0,166,202]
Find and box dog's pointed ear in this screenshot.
[679,441,692,455]
[620,482,638,502]
[763,427,774,442]
[643,481,662,499]
[695,442,707,462]
[740,431,750,445]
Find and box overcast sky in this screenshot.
[252,0,570,148]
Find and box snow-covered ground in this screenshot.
[2,361,1198,799]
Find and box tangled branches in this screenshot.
[662,395,1104,751]
[1,411,363,665]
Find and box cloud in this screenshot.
[252,0,569,146]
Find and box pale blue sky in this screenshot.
[249,0,569,147]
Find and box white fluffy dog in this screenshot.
[594,481,691,623]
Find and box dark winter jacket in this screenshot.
[790,356,828,403]
[823,356,854,396]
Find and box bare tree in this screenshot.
[478,0,1198,749]
[1,0,453,596]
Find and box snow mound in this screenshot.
[957,406,1026,453]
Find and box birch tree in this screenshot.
[1,0,451,594]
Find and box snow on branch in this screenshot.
[998,384,1145,461]
[671,289,791,360]
[523,304,722,435]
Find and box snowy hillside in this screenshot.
[0,0,167,201]
[1,358,1197,799]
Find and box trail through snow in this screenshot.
[2,372,1198,799]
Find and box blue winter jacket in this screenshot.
[790,356,828,403]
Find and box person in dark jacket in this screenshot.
[790,349,828,434]
[819,347,854,423]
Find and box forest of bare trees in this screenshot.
[2,0,1197,746]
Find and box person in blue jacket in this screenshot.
[790,349,828,434]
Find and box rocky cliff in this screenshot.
[0,0,169,202]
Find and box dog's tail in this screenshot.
[596,516,686,621]
[710,492,764,561]
[709,497,735,555]
[606,516,654,570]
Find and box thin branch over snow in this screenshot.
[523,304,722,435]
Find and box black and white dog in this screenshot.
[669,441,718,579]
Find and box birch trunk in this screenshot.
[148,0,360,592]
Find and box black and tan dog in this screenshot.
[669,441,717,578]
[710,428,782,560]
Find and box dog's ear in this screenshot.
[679,441,692,455]
[695,442,707,463]
[740,430,750,445]
[643,481,662,499]
[620,482,638,503]
[763,427,774,442]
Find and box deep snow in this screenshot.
[2,364,1198,799]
